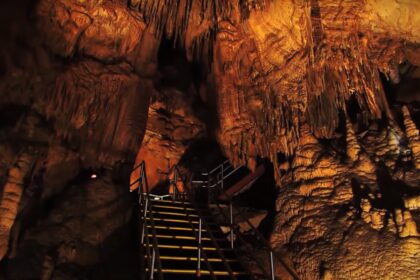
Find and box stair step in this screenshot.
[146,234,230,247]
[144,218,221,231]
[145,217,200,224]
[145,268,247,276]
[145,216,217,225]
[147,255,237,262]
[146,226,226,239]
[145,244,219,251]
[148,210,199,218]
[143,256,244,270]
[147,234,220,242]
[151,204,196,211]
[150,199,192,205]
[151,199,211,212]
[152,246,238,259]
[146,225,208,232]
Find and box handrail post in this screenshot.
[207,172,211,205]
[141,195,149,244]
[229,200,234,249]
[173,167,178,202]
[270,250,275,280]
[172,179,176,202]
[138,177,142,204]
[221,163,224,193]
[197,217,202,277]
[150,248,156,280]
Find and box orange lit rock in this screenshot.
[0,152,33,261]
[130,90,205,190]
[402,106,420,169]
[0,0,419,279]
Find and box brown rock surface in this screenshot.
[0,0,419,279]
[130,89,205,190]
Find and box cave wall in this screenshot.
[0,0,419,279]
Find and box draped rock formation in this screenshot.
[0,0,419,279]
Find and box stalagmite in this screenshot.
[370,209,387,231]
[402,106,420,169]
[360,198,372,224]
[346,117,376,180]
[0,152,34,261]
[404,196,420,210]
[346,118,361,161]
[395,209,419,238]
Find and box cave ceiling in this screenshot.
[0,0,420,279]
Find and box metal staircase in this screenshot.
[132,162,251,280]
[132,161,299,280]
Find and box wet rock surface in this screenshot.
[0,0,419,279]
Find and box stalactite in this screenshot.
[190,28,216,67]
[133,0,232,56]
[402,106,420,169]
[304,0,393,138]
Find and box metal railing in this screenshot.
[130,161,163,280]
[192,160,242,190]
[191,161,300,280]
[169,165,237,279]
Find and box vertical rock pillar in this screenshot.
[0,152,34,261]
[402,106,420,169]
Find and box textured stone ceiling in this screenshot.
[0,0,419,279]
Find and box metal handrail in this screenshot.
[192,160,242,188]
[194,161,300,280]
[135,161,163,280]
[222,199,299,279]
[213,201,271,279]
[169,165,217,279]
[170,165,237,279]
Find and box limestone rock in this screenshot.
[0,152,34,261]
[404,196,420,210]
[395,209,419,238]
[130,89,205,190]
[402,106,420,169]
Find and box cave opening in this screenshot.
[155,36,220,136]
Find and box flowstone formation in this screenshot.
[0,0,419,279]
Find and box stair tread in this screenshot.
[146,225,208,232]
[145,268,247,276]
[144,244,223,251]
[140,196,250,279]
[151,204,197,211]
[146,255,238,262]
[149,199,192,205]
[148,210,199,217]
[146,234,225,242]
[145,216,219,226]
[147,246,238,258]
[145,217,201,224]
[146,238,229,248]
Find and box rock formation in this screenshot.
[0,0,419,279]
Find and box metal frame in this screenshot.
[191,160,242,188]
[132,160,299,280]
[170,165,244,279]
[131,161,163,280]
[169,165,218,279]
[191,160,300,280]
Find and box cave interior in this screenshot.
[0,0,419,279]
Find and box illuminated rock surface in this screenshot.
[0,0,419,279]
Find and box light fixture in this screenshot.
[90,173,97,179]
